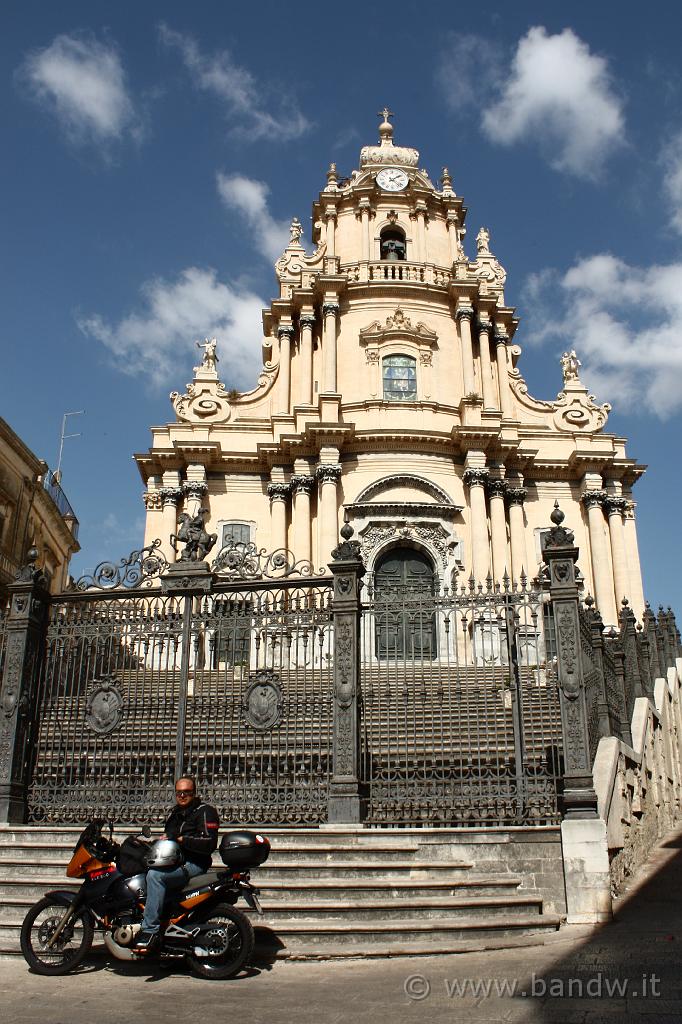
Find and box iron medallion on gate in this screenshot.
[243,670,283,732]
[85,676,124,734]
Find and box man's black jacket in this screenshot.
[164,797,219,872]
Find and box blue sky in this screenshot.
[3,1,682,614]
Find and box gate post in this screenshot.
[328,519,365,823]
[0,549,50,823]
[542,505,598,820]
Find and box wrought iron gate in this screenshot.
[27,548,334,825]
[360,576,564,826]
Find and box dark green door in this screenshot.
[374,547,437,659]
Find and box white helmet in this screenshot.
[146,839,183,870]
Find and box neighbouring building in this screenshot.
[0,417,80,597]
[136,111,646,630]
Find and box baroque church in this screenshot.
[136,112,645,630]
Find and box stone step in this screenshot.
[252,894,544,923]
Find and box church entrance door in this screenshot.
[374,546,437,659]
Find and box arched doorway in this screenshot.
[373,546,437,659]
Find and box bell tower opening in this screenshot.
[380,226,406,261]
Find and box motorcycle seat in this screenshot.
[180,871,220,893]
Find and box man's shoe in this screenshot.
[133,929,159,955]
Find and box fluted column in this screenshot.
[267,482,290,553]
[464,467,490,581]
[291,475,314,563]
[317,464,342,564]
[582,490,617,625]
[495,331,513,419]
[506,487,528,584]
[322,303,339,393]
[325,208,336,260]
[487,479,508,581]
[456,306,476,397]
[298,315,315,406]
[623,500,646,620]
[477,319,496,410]
[142,490,163,548]
[277,326,293,414]
[159,488,183,562]
[605,497,629,610]
[446,212,459,263]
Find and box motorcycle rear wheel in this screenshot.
[20,897,94,975]
[187,903,255,980]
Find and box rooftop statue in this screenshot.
[196,337,218,373]
[561,350,582,383]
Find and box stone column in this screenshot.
[317,464,342,564]
[506,487,528,584]
[604,497,629,611]
[414,201,427,262]
[359,200,371,262]
[623,500,646,621]
[291,474,314,564]
[142,490,163,548]
[495,331,513,419]
[298,315,315,406]
[456,306,476,397]
[322,303,339,393]
[325,208,336,260]
[477,319,496,410]
[582,489,617,625]
[277,326,293,414]
[328,521,365,823]
[183,479,207,517]
[160,487,183,562]
[487,479,508,582]
[446,212,459,263]
[0,551,49,822]
[463,466,490,582]
[267,482,290,553]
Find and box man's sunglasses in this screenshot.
[175,789,194,797]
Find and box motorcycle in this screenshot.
[20,818,271,979]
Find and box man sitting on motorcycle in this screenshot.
[134,775,220,953]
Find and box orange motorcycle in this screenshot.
[20,819,270,979]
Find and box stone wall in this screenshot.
[593,657,682,896]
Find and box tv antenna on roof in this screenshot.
[55,410,84,483]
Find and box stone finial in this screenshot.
[325,162,338,191]
[378,106,394,143]
[543,500,575,549]
[441,167,454,194]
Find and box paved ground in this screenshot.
[2,828,682,1024]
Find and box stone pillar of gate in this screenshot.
[0,550,50,823]
[328,520,365,823]
[543,504,610,924]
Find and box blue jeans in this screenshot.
[141,861,204,934]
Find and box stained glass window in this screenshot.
[383,354,417,401]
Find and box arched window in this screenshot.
[380,226,406,261]
[383,354,417,401]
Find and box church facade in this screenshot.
[136,113,645,629]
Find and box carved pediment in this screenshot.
[359,308,438,349]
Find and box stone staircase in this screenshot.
[0,825,563,959]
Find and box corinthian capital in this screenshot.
[267,482,290,503]
[316,463,342,485]
[299,315,316,331]
[159,487,183,509]
[463,467,489,489]
[581,489,606,510]
[322,302,340,318]
[183,481,208,500]
[277,325,294,341]
[604,496,627,517]
[505,486,527,507]
[291,474,315,495]
[486,478,507,499]
[143,491,163,511]
[455,306,474,323]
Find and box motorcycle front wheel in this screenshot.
[20,897,94,975]
[187,903,255,980]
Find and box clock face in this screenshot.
[376,167,409,192]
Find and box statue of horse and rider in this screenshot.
[172,508,217,563]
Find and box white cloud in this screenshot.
[77,267,265,390]
[19,33,137,144]
[522,253,682,417]
[661,131,682,234]
[159,24,309,142]
[437,27,624,178]
[216,173,290,262]
[483,27,625,178]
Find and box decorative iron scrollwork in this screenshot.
[242,670,283,732]
[85,676,124,734]
[211,539,320,579]
[74,539,169,590]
